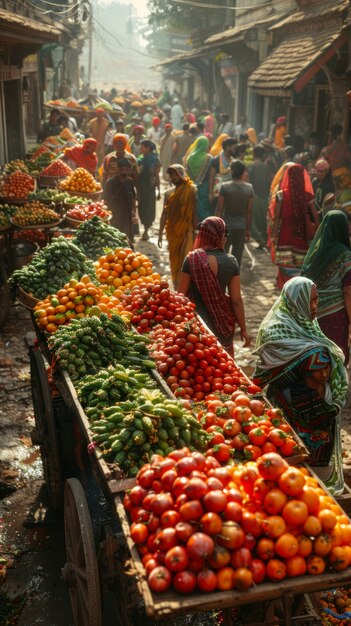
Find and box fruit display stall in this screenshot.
[5,211,351,626]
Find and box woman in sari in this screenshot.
[210,133,229,157]
[302,210,351,364]
[178,217,250,356]
[269,163,319,289]
[137,139,161,241]
[185,136,213,221]
[158,164,198,289]
[253,276,348,495]
[63,138,98,177]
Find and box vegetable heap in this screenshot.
[120,281,196,333]
[28,189,69,204]
[96,247,161,295]
[125,450,351,595]
[66,200,111,222]
[12,201,59,226]
[1,171,35,198]
[47,312,153,379]
[40,159,73,177]
[86,388,207,476]
[10,236,96,300]
[73,216,129,260]
[59,167,102,193]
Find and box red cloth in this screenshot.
[65,139,98,174]
[279,164,314,239]
[188,217,235,338]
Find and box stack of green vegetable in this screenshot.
[88,389,208,476]
[9,236,96,300]
[47,313,155,379]
[0,204,18,228]
[73,216,129,260]
[28,189,69,204]
[76,364,155,409]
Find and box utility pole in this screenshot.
[88,15,93,87]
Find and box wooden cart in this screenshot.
[28,332,351,626]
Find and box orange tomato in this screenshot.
[328,523,343,548]
[275,533,299,559]
[256,538,275,561]
[340,523,351,545]
[298,486,320,515]
[216,566,234,590]
[285,555,307,578]
[263,488,288,515]
[297,534,313,558]
[261,515,286,539]
[307,555,326,575]
[318,509,337,532]
[233,567,253,591]
[278,467,306,497]
[266,559,287,582]
[282,500,308,527]
[313,533,332,557]
[46,323,58,333]
[303,515,322,537]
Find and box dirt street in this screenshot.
[1,215,351,625]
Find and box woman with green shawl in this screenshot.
[253,276,348,495]
[301,210,351,364]
[185,136,213,221]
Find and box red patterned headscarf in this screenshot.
[194,216,227,251]
[280,164,314,238]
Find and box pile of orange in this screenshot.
[59,167,102,193]
[33,274,131,333]
[95,248,161,298]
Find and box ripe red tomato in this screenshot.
[184,478,208,500]
[197,569,217,592]
[217,521,245,550]
[179,500,204,522]
[173,569,197,594]
[164,546,189,572]
[250,559,266,584]
[231,547,252,569]
[151,493,174,516]
[200,512,223,535]
[175,521,194,542]
[155,527,177,551]
[161,510,181,528]
[148,566,172,593]
[131,523,148,545]
[203,490,227,513]
[187,532,215,560]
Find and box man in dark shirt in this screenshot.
[248,145,271,248]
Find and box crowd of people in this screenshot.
[35,91,351,493]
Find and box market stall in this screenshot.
[3,160,351,626]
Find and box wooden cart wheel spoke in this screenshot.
[63,478,102,626]
[29,346,63,509]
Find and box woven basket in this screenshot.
[11,218,63,230]
[63,189,103,200]
[17,286,40,310]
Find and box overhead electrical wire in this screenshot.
[173,0,283,9]
[18,0,79,16]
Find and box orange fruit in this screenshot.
[282,500,308,527]
[318,509,337,532]
[303,516,322,537]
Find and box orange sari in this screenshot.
[164,170,197,287]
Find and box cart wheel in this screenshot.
[29,346,63,510]
[0,261,10,329]
[62,478,102,626]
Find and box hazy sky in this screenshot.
[100,0,150,18]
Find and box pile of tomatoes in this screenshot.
[121,281,196,333]
[66,200,111,222]
[149,318,248,401]
[41,159,73,178]
[124,449,351,596]
[1,171,36,198]
[198,392,303,462]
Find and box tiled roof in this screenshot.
[271,0,349,30]
[0,7,60,38]
[205,14,285,45]
[248,22,347,96]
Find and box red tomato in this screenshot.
[161,510,181,528]
[187,532,215,560]
[151,493,174,516]
[217,521,245,550]
[231,547,252,569]
[203,490,227,513]
[173,569,197,594]
[179,500,204,522]
[175,521,194,543]
[131,523,148,545]
[148,566,172,593]
[164,546,189,572]
[197,569,217,592]
[248,427,268,446]
[184,478,208,500]
[250,559,266,584]
[155,527,177,551]
[200,512,223,535]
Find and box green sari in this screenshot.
[253,276,348,494]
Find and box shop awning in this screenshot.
[154,45,214,69]
[205,14,282,47]
[0,8,60,45]
[248,24,349,96]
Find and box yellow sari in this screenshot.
[164,169,197,287]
